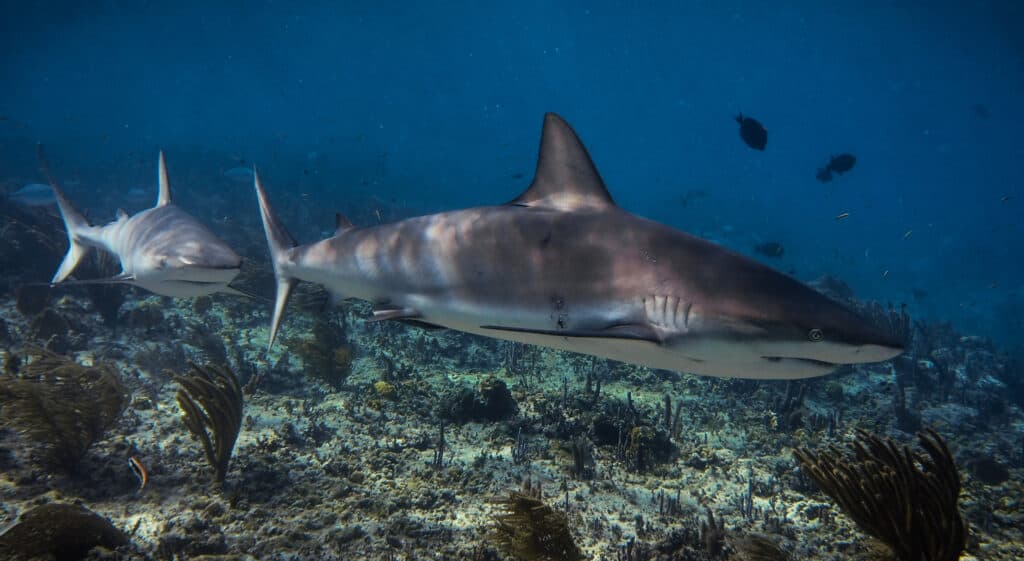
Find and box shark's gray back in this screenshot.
[301,202,874,342]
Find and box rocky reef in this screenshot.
[0,274,1021,560]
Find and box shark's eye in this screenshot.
[808,328,824,342]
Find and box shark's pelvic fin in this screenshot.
[254,167,298,351]
[221,283,266,300]
[481,322,662,343]
[509,112,616,212]
[370,305,420,322]
[156,150,172,207]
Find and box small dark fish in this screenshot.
[679,188,709,208]
[815,167,833,183]
[735,113,767,150]
[754,242,785,258]
[1001,195,1011,203]
[911,288,928,300]
[835,212,850,221]
[510,172,524,180]
[224,166,254,183]
[828,153,857,174]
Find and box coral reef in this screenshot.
[0,347,127,470]
[175,363,244,484]
[442,376,518,422]
[794,429,966,561]
[14,284,51,316]
[0,503,128,560]
[57,250,127,327]
[287,316,353,389]
[730,534,792,561]
[492,490,584,561]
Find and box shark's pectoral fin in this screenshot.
[396,319,448,331]
[51,273,136,287]
[480,323,663,343]
[369,305,421,322]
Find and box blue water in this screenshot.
[2,1,1022,347]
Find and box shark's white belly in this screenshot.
[396,294,835,380]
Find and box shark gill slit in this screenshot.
[644,294,690,331]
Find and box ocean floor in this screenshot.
[0,276,1022,560]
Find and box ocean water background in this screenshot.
[1,0,1022,349]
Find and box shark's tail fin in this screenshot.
[37,144,92,284]
[253,168,298,351]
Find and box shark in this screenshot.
[47,151,244,297]
[254,113,904,379]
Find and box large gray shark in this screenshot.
[48,151,243,297]
[254,113,903,379]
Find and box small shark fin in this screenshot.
[369,305,420,322]
[156,150,171,207]
[221,282,269,301]
[481,322,662,343]
[509,113,615,211]
[254,167,299,351]
[38,143,94,284]
[116,208,129,221]
[335,213,355,236]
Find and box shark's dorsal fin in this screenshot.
[156,150,171,207]
[116,208,129,221]
[509,113,615,211]
[335,213,355,236]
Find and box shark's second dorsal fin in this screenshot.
[157,150,171,207]
[509,113,615,211]
[335,213,355,236]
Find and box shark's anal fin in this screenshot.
[481,323,663,343]
[369,305,421,322]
